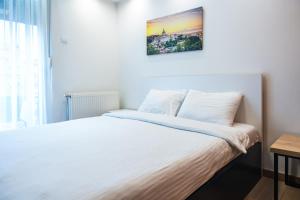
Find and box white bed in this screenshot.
[0,74,263,200]
[0,110,260,200]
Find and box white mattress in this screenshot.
[0,110,260,200]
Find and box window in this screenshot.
[0,0,50,131]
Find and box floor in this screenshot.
[245,177,300,200]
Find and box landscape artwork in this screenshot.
[147,7,203,55]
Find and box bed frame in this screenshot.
[121,74,263,134]
[187,142,262,200]
[120,74,263,199]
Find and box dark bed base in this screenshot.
[187,142,262,200]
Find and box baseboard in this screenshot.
[263,169,300,183]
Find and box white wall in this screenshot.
[51,0,119,122]
[117,0,300,174]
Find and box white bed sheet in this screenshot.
[0,110,260,200]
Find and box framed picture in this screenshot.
[147,7,203,55]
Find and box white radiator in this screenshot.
[65,91,119,120]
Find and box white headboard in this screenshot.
[121,74,263,136]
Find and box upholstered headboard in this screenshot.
[120,74,263,136]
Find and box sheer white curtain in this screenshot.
[0,0,51,130]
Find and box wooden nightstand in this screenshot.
[270,134,300,200]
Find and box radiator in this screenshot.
[65,91,119,120]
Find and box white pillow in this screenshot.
[138,89,186,116]
[177,90,243,126]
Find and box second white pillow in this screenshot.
[177,90,243,126]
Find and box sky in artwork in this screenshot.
[147,7,203,36]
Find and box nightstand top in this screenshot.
[270,134,300,158]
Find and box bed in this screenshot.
[0,74,263,200]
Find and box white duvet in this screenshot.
[0,110,259,200]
